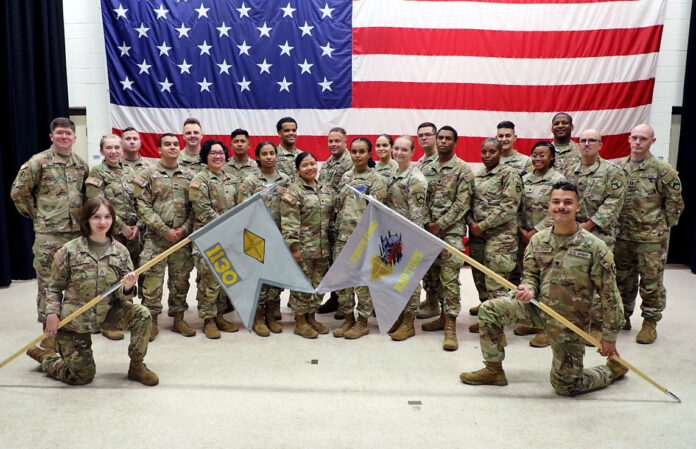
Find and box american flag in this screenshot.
[102,0,666,161]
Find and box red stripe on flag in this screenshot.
[118,131,630,165]
[353,26,662,58]
[352,79,655,112]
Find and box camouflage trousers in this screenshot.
[334,240,373,317]
[615,238,667,322]
[589,232,615,328]
[479,297,612,396]
[193,253,232,319]
[32,232,79,323]
[467,234,516,301]
[422,234,465,317]
[115,231,144,299]
[509,230,526,286]
[41,302,151,385]
[289,257,328,314]
[258,284,281,308]
[403,284,422,314]
[140,234,193,316]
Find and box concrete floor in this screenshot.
[1,267,695,448]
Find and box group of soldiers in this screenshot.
[10,112,684,395]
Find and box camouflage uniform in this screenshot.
[239,170,292,308]
[121,156,152,296]
[466,164,522,300]
[41,237,151,385]
[189,168,239,318]
[121,156,152,175]
[85,161,141,265]
[416,152,438,171]
[177,151,206,174]
[134,162,194,316]
[280,179,333,314]
[477,227,624,396]
[553,140,581,178]
[615,154,683,322]
[375,160,398,180]
[10,148,88,322]
[334,168,388,318]
[422,156,474,316]
[386,165,429,313]
[318,150,353,194]
[501,150,532,285]
[276,145,302,181]
[226,158,259,180]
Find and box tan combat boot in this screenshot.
[417,293,440,319]
[264,305,282,334]
[459,361,508,386]
[443,315,458,351]
[513,325,540,336]
[622,315,631,331]
[149,312,159,342]
[636,320,657,344]
[422,311,445,332]
[102,329,125,340]
[469,304,480,316]
[306,313,329,334]
[606,359,629,381]
[468,321,479,333]
[529,332,550,348]
[26,346,54,364]
[253,307,270,337]
[344,315,369,339]
[391,312,415,341]
[294,313,318,339]
[333,313,356,338]
[203,317,221,339]
[128,360,159,386]
[172,312,196,337]
[215,312,239,333]
[388,312,404,334]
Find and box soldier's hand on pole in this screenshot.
[515,285,533,303]
[598,338,619,358]
[45,313,59,336]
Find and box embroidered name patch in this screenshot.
[568,249,591,259]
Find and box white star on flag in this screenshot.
[277,77,292,92]
[318,77,333,92]
[257,59,272,75]
[278,41,294,57]
[177,59,192,74]
[217,22,231,38]
[156,41,172,56]
[198,40,213,55]
[319,3,334,18]
[217,60,232,75]
[195,3,210,18]
[137,59,152,74]
[113,4,128,19]
[120,77,134,90]
[237,41,251,56]
[153,4,169,19]
[159,78,173,92]
[135,23,150,38]
[236,2,251,18]
[298,21,314,37]
[257,22,272,38]
[118,42,130,57]
[175,23,191,38]
[298,59,313,74]
[198,77,212,92]
[320,42,334,58]
[237,76,251,92]
[281,2,296,18]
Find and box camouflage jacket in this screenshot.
[565,157,625,238]
[276,145,302,181]
[239,170,292,227]
[134,162,194,238]
[335,168,387,242]
[318,150,353,196]
[11,148,88,234]
[177,151,206,174]
[521,168,567,232]
[226,157,259,180]
[423,155,474,236]
[467,163,522,236]
[522,227,625,341]
[500,150,532,176]
[121,156,152,175]
[85,161,139,233]
[616,154,684,242]
[46,237,135,333]
[386,165,428,227]
[280,180,332,259]
[375,160,398,180]
[189,168,239,231]
[416,151,438,171]
[553,140,581,178]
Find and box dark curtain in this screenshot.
[0,0,69,286]
[668,3,696,272]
